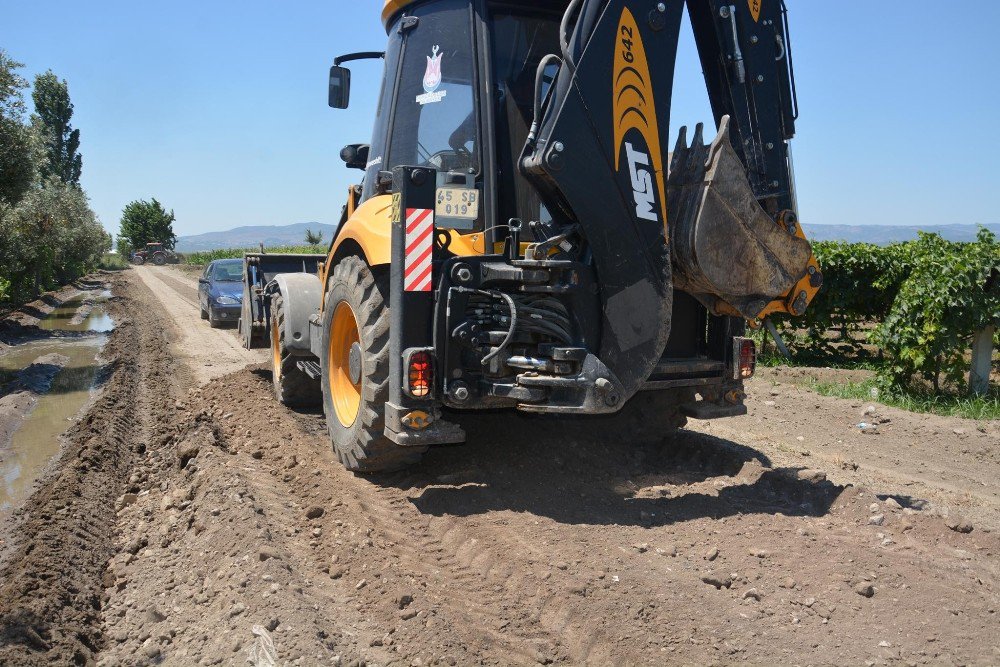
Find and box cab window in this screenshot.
[388,0,479,175]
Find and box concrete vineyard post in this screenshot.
[969,325,995,396]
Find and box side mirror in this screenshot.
[198,278,208,284]
[328,66,351,109]
[340,144,370,170]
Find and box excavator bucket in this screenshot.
[668,117,814,319]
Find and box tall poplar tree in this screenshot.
[31,70,82,185]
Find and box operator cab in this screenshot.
[331,0,565,239]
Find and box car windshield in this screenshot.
[212,262,243,282]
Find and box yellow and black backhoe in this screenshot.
[238,0,821,472]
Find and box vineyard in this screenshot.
[765,227,999,412]
[181,244,322,266]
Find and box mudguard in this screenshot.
[268,273,323,355]
[520,0,686,403]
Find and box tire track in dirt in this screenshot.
[0,272,184,665]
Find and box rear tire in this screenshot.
[580,389,691,443]
[152,252,166,266]
[321,255,426,472]
[270,293,321,407]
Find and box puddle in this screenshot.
[0,290,113,515]
[38,290,114,333]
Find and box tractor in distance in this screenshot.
[131,242,178,266]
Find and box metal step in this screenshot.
[296,359,322,380]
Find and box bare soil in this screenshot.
[0,267,997,666]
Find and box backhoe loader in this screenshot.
[241,0,821,471]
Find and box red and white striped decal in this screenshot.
[403,208,434,292]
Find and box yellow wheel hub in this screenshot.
[271,315,282,383]
[329,301,362,427]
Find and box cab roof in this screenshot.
[382,0,414,26]
[382,0,568,28]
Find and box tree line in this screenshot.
[0,50,111,305]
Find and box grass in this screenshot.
[753,327,999,420]
[98,253,130,271]
[809,375,1000,421]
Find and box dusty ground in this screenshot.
[0,266,997,666]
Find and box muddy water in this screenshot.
[0,291,112,514]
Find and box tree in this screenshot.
[304,228,324,249]
[0,50,38,206]
[31,70,82,185]
[3,177,109,298]
[116,198,177,256]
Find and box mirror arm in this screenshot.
[334,51,385,66]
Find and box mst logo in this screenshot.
[625,142,657,221]
[612,7,667,233]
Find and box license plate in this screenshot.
[435,187,479,220]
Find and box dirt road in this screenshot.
[0,267,998,666]
[133,266,266,384]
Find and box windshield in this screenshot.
[211,262,243,282]
[491,9,561,225]
[388,0,479,174]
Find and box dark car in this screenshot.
[198,259,244,328]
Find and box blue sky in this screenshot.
[2,1,998,239]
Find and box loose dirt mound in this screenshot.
[1,268,998,666]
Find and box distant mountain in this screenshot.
[176,221,998,253]
[175,222,337,253]
[802,223,999,245]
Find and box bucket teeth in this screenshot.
[667,115,812,319]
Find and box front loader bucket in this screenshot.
[667,117,813,319]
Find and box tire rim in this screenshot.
[329,301,361,427]
[271,315,282,383]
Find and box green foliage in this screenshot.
[0,178,110,302]
[183,246,322,266]
[872,229,999,391]
[304,228,324,248]
[0,50,39,206]
[98,253,129,271]
[31,70,82,185]
[771,240,913,356]
[0,52,105,308]
[116,198,177,254]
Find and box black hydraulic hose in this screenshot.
[559,0,583,65]
[526,54,563,146]
[479,291,518,366]
[521,320,573,343]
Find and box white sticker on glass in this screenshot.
[416,45,447,105]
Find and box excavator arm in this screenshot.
[520,0,819,400]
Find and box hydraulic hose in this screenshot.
[479,291,518,366]
[526,54,563,146]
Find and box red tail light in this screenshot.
[735,337,756,379]
[407,351,432,398]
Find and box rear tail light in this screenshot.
[734,337,756,380]
[406,350,433,398]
